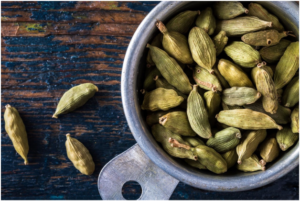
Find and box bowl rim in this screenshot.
[121,1,299,192]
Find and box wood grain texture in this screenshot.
[1,1,298,200]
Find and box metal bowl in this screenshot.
[121,1,299,192]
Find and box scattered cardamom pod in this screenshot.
[144,67,162,91]
[146,110,178,126]
[4,104,29,165]
[213,2,249,20]
[195,7,216,35]
[248,3,284,32]
[147,33,163,66]
[166,10,200,34]
[216,109,283,130]
[251,63,274,79]
[222,149,238,169]
[65,134,95,175]
[216,16,272,37]
[188,27,216,73]
[237,154,266,172]
[193,65,222,92]
[204,91,221,125]
[183,136,205,147]
[224,41,261,68]
[206,127,241,153]
[222,102,243,110]
[222,87,261,106]
[259,39,291,63]
[147,44,192,94]
[184,159,207,169]
[274,41,299,89]
[259,138,280,163]
[213,31,228,56]
[217,59,254,88]
[154,76,187,99]
[282,76,299,107]
[213,64,230,89]
[236,130,267,164]
[53,83,98,118]
[157,20,193,64]
[187,85,212,139]
[276,127,299,151]
[141,88,184,111]
[291,106,299,133]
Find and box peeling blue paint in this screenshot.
[30,11,74,21]
[37,1,77,11]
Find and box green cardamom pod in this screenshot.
[251,63,274,79]
[156,21,193,64]
[274,41,299,89]
[213,64,230,89]
[222,102,243,110]
[193,65,222,92]
[192,145,227,174]
[183,136,205,147]
[276,127,299,151]
[154,76,187,99]
[184,159,207,170]
[213,2,249,20]
[291,106,299,133]
[259,39,291,64]
[53,83,98,118]
[4,104,29,165]
[195,7,216,35]
[147,44,192,94]
[236,130,267,164]
[224,41,261,68]
[188,27,216,73]
[222,87,261,106]
[159,111,197,136]
[141,88,184,111]
[147,33,163,66]
[248,3,284,32]
[152,124,197,160]
[217,59,254,88]
[143,67,161,91]
[204,91,221,124]
[282,76,299,108]
[222,149,238,169]
[216,109,283,130]
[146,109,179,126]
[244,100,291,125]
[241,30,293,47]
[259,138,280,163]
[187,85,212,139]
[237,154,266,172]
[216,16,272,37]
[166,10,200,35]
[213,31,228,56]
[206,127,241,153]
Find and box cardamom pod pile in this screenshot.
[142,2,299,174]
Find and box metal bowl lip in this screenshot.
[121,1,299,192]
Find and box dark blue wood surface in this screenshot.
[1,1,298,200]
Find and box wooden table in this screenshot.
[1,1,298,200]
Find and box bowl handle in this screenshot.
[98,143,179,200]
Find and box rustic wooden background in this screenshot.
[1,1,299,200]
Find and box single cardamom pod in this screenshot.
[166,10,200,35]
[184,159,207,169]
[291,106,299,133]
[146,110,178,126]
[251,63,274,79]
[187,85,212,139]
[244,100,291,125]
[192,145,227,174]
[143,67,162,91]
[152,124,197,160]
[159,111,197,136]
[222,102,243,110]
[147,44,192,94]
[274,41,299,89]
[259,138,280,163]
[4,104,29,165]
[147,33,163,66]
[188,27,216,73]
[53,83,98,118]
[237,154,266,172]
[216,109,283,130]
[204,91,221,125]
[65,134,95,175]
[276,127,299,151]
[156,21,193,64]
[213,2,249,20]
[261,96,279,115]
[217,59,254,88]
[183,136,205,147]
[216,16,272,37]
[259,39,291,63]
[248,3,284,32]
[195,7,216,35]
[236,130,267,164]
[141,88,184,111]
[222,87,261,106]
[213,64,230,89]
[213,31,228,56]
[206,127,241,153]
[154,76,187,99]
[222,149,238,169]
[224,41,261,68]
[193,65,222,92]
[282,76,299,108]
